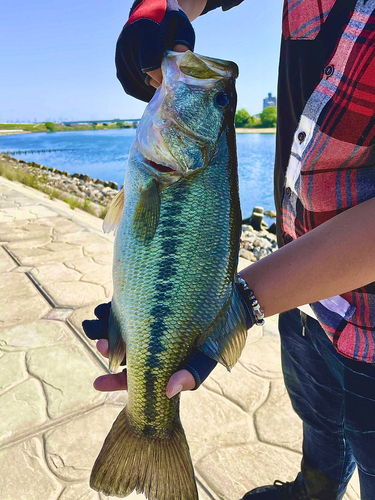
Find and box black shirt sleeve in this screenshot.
[201,0,244,15]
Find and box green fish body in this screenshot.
[91,51,247,500]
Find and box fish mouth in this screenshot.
[146,160,178,174]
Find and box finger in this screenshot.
[183,350,217,390]
[94,302,111,320]
[146,68,162,85]
[145,46,188,90]
[97,339,109,358]
[166,369,196,399]
[149,78,161,89]
[96,338,127,366]
[173,44,190,52]
[94,370,128,392]
[82,318,109,340]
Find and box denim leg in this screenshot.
[306,319,375,500]
[279,310,356,499]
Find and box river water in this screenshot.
[0,129,276,219]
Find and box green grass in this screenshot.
[63,196,80,210]
[63,196,98,214]
[0,160,41,189]
[0,123,46,132]
[83,197,97,216]
[0,122,134,133]
[99,206,109,220]
[46,188,62,201]
[0,158,105,218]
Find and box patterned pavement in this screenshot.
[0,177,360,500]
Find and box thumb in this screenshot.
[173,44,190,52]
[146,45,189,89]
[166,369,196,398]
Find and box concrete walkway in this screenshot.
[0,177,360,500]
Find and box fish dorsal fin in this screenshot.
[102,188,125,234]
[132,178,160,244]
[197,285,247,370]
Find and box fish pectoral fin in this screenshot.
[198,285,247,370]
[132,178,160,243]
[108,308,126,372]
[102,188,125,234]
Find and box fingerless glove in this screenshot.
[116,0,195,101]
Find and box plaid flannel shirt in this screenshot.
[280,0,375,362]
[202,0,375,361]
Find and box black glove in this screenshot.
[82,287,254,388]
[82,301,216,388]
[115,0,195,102]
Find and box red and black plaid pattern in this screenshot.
[281,1,375,362]
[282,0,336,39]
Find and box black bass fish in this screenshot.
[91,51,247,500]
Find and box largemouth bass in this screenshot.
[91,51,247,500]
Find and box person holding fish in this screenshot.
[83,0,375,499]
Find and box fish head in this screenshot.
[134,51,238,179]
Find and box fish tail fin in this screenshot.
[90,406,198,500]
[108,308,126,372]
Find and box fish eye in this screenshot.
[215,92,230,107]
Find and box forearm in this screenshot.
[177,0,207,20]
[240,197,375,317]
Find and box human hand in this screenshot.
[145,44,190,91]
[82,302,217,397]
[115,0,195,101]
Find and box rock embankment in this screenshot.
[240,225,278,262]
[0,154,119,207]
[239,205,278,263]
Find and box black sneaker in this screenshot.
[241,480,296,500]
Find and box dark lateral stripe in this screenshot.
[143,181,187,431]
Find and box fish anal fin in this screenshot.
[108,309,126,372]
[132,178,160,244]
[102,188,125,234]
[198,286,247,370]
[90,407,198,500]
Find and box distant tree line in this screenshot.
[116,121,133,129]
[42,121,134,132]
[45,122,56,132]
[235,106,277,128]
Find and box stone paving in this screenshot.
[0,177,360,500]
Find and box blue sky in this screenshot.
[0,0,282,123]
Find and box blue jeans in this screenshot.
[279,309,375,500]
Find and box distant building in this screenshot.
[263,92,277,110]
